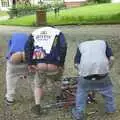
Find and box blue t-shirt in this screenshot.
[6,33,28,59]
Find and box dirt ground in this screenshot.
[0,25,120,120]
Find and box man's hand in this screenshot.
[28,65,37,73]
[58,66,64,72]
[109,56,114,69]
[74,64,79,70]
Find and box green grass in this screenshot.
[0,15,36,26]
[0,3,120,26]
[0,11,8,16]
[48,3,120,25]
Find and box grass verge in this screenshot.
[0,3,120,26]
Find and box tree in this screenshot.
[12,0,16,8]
[12,0,16,5]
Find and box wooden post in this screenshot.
[36,10,46,26]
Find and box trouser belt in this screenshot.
[83,74,108,80]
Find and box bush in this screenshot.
[97,0,111,3]
[8,4,45,18]
[88,0,111,3]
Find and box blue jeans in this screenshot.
[76,86,116,112]
[72,75,116,120]
[72,86,116,120]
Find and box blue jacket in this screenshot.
[24,32,67,67]
[6,33,29,60]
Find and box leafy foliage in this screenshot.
[7,5,40,18]
[88,0,111,3]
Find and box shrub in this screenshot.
[88,0,111,3]
[7,4,46,18]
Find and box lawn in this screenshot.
[0,3,120,26]
[0,11,8,16]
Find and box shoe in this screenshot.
[31,104,41,115]
[5,97,15,105]
[87,95,97,104]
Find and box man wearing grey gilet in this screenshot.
[72,40,116,120]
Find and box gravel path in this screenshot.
[0,25,120,120]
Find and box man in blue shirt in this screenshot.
[5,33,33,104]
[72,40,115,120]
